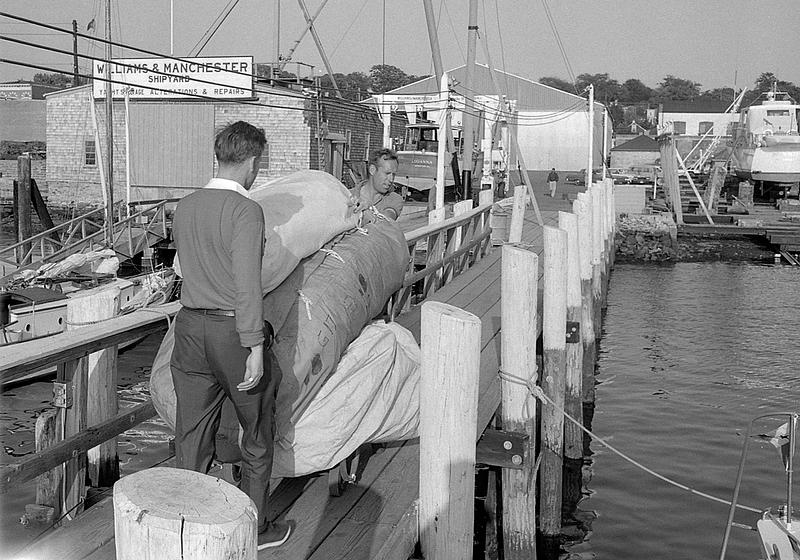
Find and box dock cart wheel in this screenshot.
[328,448,362,497]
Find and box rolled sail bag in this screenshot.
[271,321,420,478]
[267,219,409,440]
[250,169,360,293]
[149,219,411,465]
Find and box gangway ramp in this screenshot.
[0,201,169,284]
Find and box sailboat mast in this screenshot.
[104,0,114,246]
[461,0,478,200]
[421,0,443,82]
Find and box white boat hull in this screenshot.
[734,143,800,183]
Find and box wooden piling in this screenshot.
[558,211,583,460]
[500,244,539,559]
[57,357,87,518]
[446,200,474,282]
[16,155,33,265]
[508,185,527,243]
[540,225,567,539]
[590,186,603,339]
[25,409,61,525]
[605,178,616,269]
[67,285,121,487]
[425,207,447,295]
[574,194,596,403]
[419,301,481,560]
[114,467,257,560]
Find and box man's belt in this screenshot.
[187,308,235,317]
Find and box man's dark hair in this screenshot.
[214,121,266,165]
[368,148,398,170]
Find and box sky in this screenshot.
[1,0,799,92]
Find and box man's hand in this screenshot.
[236,344,264,391]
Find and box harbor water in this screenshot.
[580,262,800,560]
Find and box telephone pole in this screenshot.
[72,20,79,86]
[586,84,594,189]
[461,0,479,201]
[104,0,114,246]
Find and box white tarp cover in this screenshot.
[273,321,419,477]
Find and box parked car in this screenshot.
[608,168,634,184]
[627,165,661,184]
[564,168,603,186]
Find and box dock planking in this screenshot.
[16,203,564,560]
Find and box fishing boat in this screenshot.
[732,89,800,188]
[720,412,799,560]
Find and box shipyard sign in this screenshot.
[92,56,253,100]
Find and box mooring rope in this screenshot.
[497,368,762,514]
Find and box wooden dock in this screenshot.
[3,183,611,560]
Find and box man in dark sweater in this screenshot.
[171,121,291,549]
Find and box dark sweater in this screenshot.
[173,188,265,348]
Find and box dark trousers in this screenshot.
[170,307,275,532]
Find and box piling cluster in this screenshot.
[419,179,615,559]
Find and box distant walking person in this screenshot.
[547,167,559,197]
[170,121,291,550]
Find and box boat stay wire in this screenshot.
[189,0,241,57]
[539,0,578,94]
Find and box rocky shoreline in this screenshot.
[614,213,777,263]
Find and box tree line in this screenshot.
[539,72,800,129]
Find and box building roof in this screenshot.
[387,64,604,112]
[660,99,731,114]
[611,134,659,152]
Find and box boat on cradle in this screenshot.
[732,89,800,187]
[720,412,799,560]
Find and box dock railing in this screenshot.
[0,301,180,524]
[390,190,494,318]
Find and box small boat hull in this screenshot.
[757,511,800,560]
[1,287,69,344]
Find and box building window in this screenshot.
[257,141,270,172]
[85,140,96,166]
[344,130,352,160]
[673,121,686,135]
[364,132,371,158]
[699,121,714,135]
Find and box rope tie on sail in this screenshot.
[320,249,345,264]
[297,290,313,321]
[497,368,762,514]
